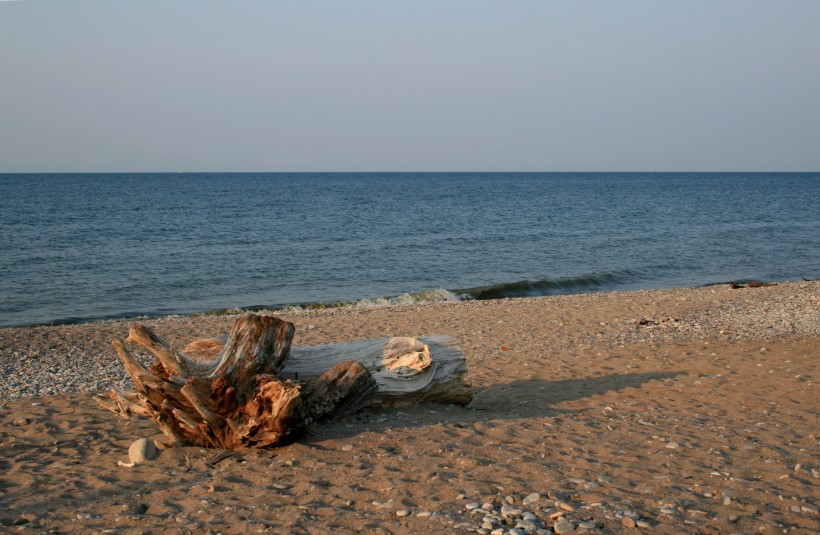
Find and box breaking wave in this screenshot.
[278,271,639,313]
[455,271,634,300]
[277,288,465,312]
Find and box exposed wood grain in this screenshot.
[100,313,399,449]
[282,335,472,407]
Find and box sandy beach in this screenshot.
[1,281,818,534]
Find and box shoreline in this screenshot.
[1,277,807,330]
[0,280,818,401]
[0,280,818,533]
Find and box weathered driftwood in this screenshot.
[100,312,472,449]
[183,335,472,408]
[100,313,378,449]
[284,336,472,407]
[184,335,472,407]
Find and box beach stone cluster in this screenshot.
[361,486,662,534]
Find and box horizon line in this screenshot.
[1,170,817,175]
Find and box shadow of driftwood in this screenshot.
[303,370,684,444]
[470,370,685,411]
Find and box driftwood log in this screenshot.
[100,312,471,449]
[186,334,472,408]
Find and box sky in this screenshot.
[1,1,819,172]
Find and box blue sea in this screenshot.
[0,172,818,328]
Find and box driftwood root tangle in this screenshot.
[100,313,376,449]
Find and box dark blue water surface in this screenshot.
[0,173,818,327]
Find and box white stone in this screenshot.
[501,504,522,518]
[128,438,157,464]
[553,518,575,534]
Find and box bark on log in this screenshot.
[100,312,472,449]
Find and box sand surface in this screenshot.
[1,282,818,534]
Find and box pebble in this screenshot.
[128,438,157,464]
[395,509,410,517]
[501,504,522,518]
[516,520,537,531]
[622,517,637,528]
[416,511,432,517]
[522,492,541,505]
[553,517,575,534]
[130,503,148,515]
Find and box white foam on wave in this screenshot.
[277,288,467,313]
[354,288,466,308]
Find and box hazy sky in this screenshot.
[1,1,819,172]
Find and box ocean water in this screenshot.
[0,172,817,327]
